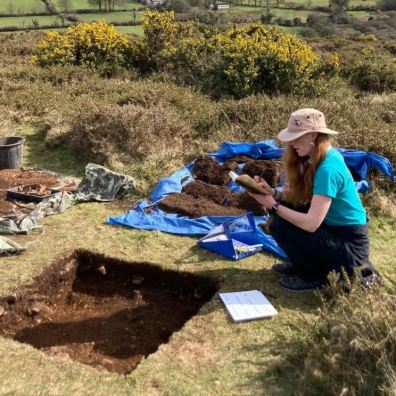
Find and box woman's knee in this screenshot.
[268,214,286,236]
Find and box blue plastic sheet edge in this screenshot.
[108,140,395,259]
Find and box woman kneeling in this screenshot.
[250,108,379,292]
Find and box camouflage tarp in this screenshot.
[0,163,136,235]
[0,236,24,255]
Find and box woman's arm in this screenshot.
[250,193,332,233]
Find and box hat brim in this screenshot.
[277,127,338,142]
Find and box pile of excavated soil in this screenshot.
[0,169,77,217]
[159,156,281,217]
[159,192,246,218]
[192,155,237,186]
[0,250,219,374]
[243,160,281,187]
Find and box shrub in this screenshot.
[130,11,326,97]
[32,20,130,74]
[378,0,396,11]
[272,277,396,395]
[350,49,396,92]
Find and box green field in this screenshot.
[229,5,371,21]
[0,0,141,15]
[0,10,144,29]
[0,0,46,14]
[0,15,62,28]
[116,25,144,35]
[233,0,377,7]
[69,0,142,11]
[77,11,144,23]
[231,6,326,21]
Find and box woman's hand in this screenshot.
[253,176,275,197]
[248,192,277,209]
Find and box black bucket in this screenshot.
[0,136,25,169]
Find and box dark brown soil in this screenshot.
[192,156,235,186]
[158,157,281,217]
[182,180,233,205]
[0,250,219,374]
[0,169,76,217]
[159,193,246,218]
[242,160,282,187]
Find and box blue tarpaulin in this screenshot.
[108,141,395,259]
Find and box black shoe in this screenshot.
[271,262,296,277]
[279,276,324,292]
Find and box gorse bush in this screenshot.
[32,12,338,97]
[130,11,337,97]
[32,20,130,73]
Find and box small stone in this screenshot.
[0,306,5,317]
[26,306,40,317]
[97,265,107,275]
[132,276,144,285]
[133,290,143,300]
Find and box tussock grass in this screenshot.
[270,276,396,396]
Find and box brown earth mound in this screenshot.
[159,193,246,218]
[182,180,233,205]
[0,250,219,374]
[192,155,236,186]
[159,155,282,217]
[242,160,281,187]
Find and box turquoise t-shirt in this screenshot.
[313,148,366,226]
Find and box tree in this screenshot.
[58,0,74,12]
[329,0,350,23]
[261,8,274,23]
[88,0,103,11]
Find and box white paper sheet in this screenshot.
[219,290,278,322]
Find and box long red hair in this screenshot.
[283,134,331,207]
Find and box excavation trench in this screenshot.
[0,250,219,374]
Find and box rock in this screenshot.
[0,306,6,317]
[97,265,107,275]
[26,306,40,317]
[32,302,53,317]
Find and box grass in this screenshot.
[77,10,144,23]
[116,25,144,35]
[233,0,377,7]
[0,0,46,14]
[229,5,371,21]
[0,15,62,28]
[0,123,394,395]
[68,0,142,11]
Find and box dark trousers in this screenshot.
[268,211,377,283]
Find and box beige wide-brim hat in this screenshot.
[278,108,338,142]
